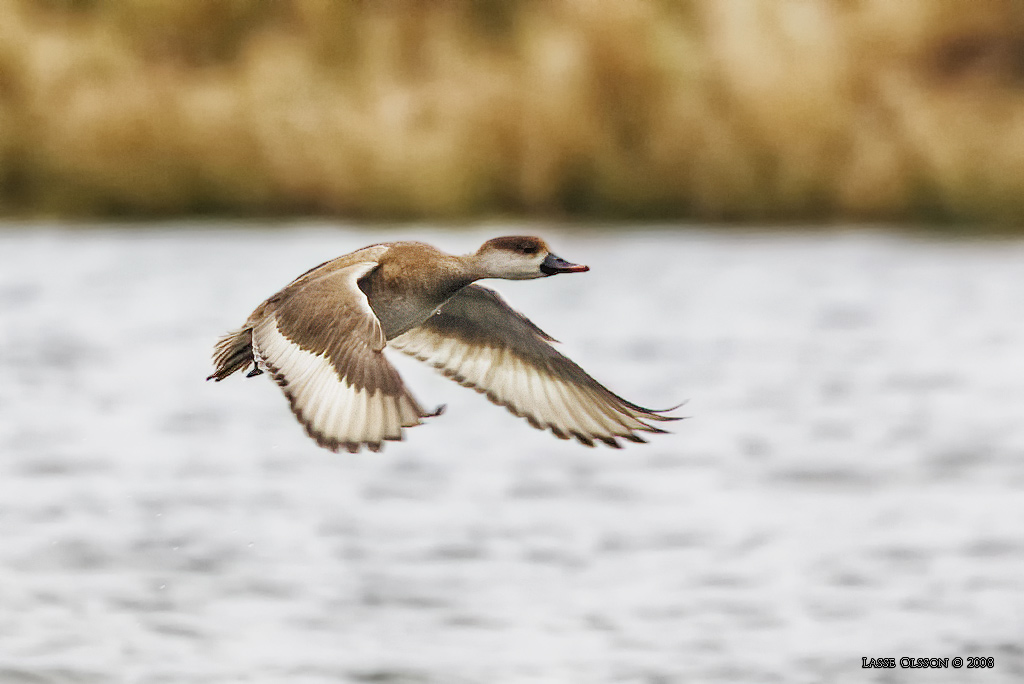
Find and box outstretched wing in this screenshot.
[252,261,439,453]
[390,285,678,448]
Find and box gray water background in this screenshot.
[2,223,1023,683]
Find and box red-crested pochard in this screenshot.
[209,236,679,452]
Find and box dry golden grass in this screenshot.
[2,0,1024,224]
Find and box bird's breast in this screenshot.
[360,260,472,340]
[369,293,438,339]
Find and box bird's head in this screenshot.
[474,236,589,280]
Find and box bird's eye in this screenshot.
[521,246,537,255]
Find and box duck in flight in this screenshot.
[209,236,679,452]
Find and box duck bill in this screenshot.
[540,253,590,275]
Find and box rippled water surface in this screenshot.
[2,224,1024,683]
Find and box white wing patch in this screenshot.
[391,326,669,448]
[252,316,424,453]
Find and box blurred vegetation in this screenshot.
[2,0,1024,223]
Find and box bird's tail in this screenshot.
[207,327,257,381]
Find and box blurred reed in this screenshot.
[1,0,1024,224]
